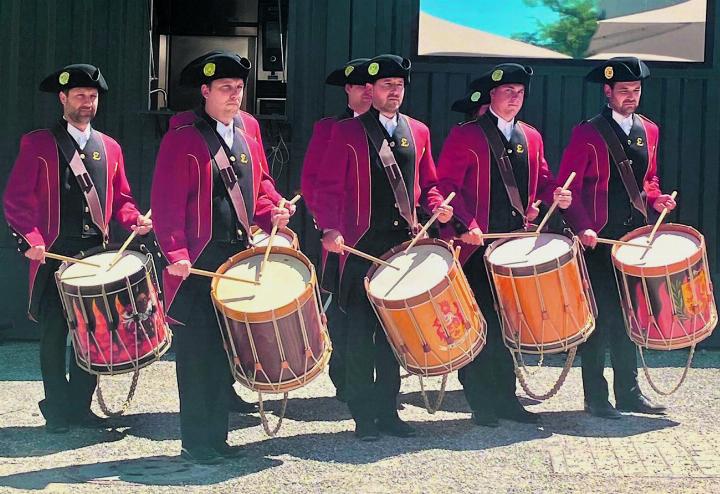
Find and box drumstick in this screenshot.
[596,237,647,248]
[45,252,101,267]
[404,192,456,253]
[646,190,677,245]
[534,172,575,233]
[189,268,260,285]
[107,209,152,269]
[258,194,301,279]
[340,244,399,270]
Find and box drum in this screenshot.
[484,233,596,354]
[55,247,171,375]
[211,245,330,393]
[612,224,717,350]
[365,238,486,377]
[251,225,298,250]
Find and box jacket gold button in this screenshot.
[80,153,86,159]
[393,220,399,226]
[389,141,395,147]
[511,211,517,217]
[230,156,236,162]
[83,224,90,231]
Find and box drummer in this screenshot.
[557,57,675,418]
[3,64,151,433]
[314,54,453,441]
[151,50,293,464]
[301,57,372,403]
[437,63,571,427]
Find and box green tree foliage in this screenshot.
[513,0,600,58]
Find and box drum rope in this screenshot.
[95,369,141,417]
[513,347,576,401]
[418,374,448,414]
[638,344,695,396]
[257,392,289,437]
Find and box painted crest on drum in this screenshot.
[617,258,714,347]
[433,301,470,350]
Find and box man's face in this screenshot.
[368,77,405,114]
[489,83,525,119]
[59,87,99,124]
[202,78,245,116]
[605,81,641,116]
[345,83,372,112]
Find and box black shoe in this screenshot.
[214,442,245,458]
[68,411,109,428]
[181,446,225,465]
[45,419,70,434]
[616,395,667,415]
[584,400,622,419]
[496,399,540,424]
[471,409,499,428]
[354,421,380,442]
[376,417,417,438]
[228,392,258,414]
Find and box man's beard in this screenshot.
[67,108,96,124]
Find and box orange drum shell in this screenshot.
[485,235,595,354]
[366,238,486,377]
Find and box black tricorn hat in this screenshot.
[39,64,108,93]
[451,77,491,113]
[360,54,411,84]
[586,57,650,84]
[180,50,252,87]
[325,58,371,86]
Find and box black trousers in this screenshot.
[37,278,98,422]
[172,242,236,450]
[326,297,348,399]
[340,229,408,424]
[458,246,518,412]
[580,244,640,405]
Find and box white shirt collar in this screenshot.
[611,108,634,136]
[378,112,398,136]
[353,111,360,117]
[65,120,92,150]
[215,119,234,148]
[489,107,515,141]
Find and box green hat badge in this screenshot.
[203,62,216,77]
[367,62,380,76]
[344,65,355,77]
[491,69,504,82]
[58,71,70,85]
[470,91,482,102]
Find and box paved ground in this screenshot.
[0,341,719,493]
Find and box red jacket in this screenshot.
[557,115,661,234]
[170,110,282,203]
[437,119,557,264]
[3,128,140,318]
[312,113,444,278]
[301,116,336,215]
[151,116,281,314]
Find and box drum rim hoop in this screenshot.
[211,245,318,320]
[612,223,705,276]
[484,233,579,277]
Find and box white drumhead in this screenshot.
[367,244,453,301]
[615,231,700,267]
[216,253,310,313]
[486,233,572,268]
[252,229,293,248]
[60,251,146,287]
